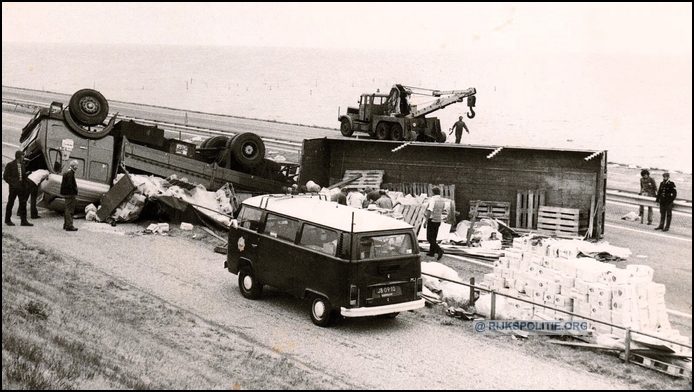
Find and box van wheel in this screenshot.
[310,296,335,327]
[68,89,110,126]
[340,119,354,137]
[238,267,263,299]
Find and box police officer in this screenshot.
[655,172,677,232]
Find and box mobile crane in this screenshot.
[337,84,477,143]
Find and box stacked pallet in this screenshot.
[469,200,511,226]
[537,206,579,236]
[479,235,690,353]
[516,190,545,229]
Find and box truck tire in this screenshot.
[390,123,404,141]
[436,131,447,143]
[68,89,109,126]
[229,132,265,168]
[310,295,335,327]
[238,266,263,299]
[375,122,390,140]
[340,119,354,137]
[200,135,230,163]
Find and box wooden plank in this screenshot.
[516,190,522,228]
[528,190,535,227]
[467,201,480,246]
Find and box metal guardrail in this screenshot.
[2,97,302,153]
[4,97,692,215]
[422,271,692,351]
[606,190,691,216]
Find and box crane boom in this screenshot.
[407,88,476,118]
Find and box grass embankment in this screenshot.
[1,232,347,390]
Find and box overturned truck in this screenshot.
[19,89,296,212]
[299,138,607,239]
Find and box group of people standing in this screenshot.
[4,150,79,231]
[335,187,393,210]
[640,169,678,231]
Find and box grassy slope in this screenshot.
[1,232,351,390]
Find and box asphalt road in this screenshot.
[3,90,691,316]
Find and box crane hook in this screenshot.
[466,95,476,119]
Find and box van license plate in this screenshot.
[374,285,402,298]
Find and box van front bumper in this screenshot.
[340,298,425,318]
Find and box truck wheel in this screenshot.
[310,296,335,327]
[238,266,263,299]
[390,124,404,141]
[436,131,447,143]
[340,119,354,137]
[200,135,230,163]
[68,89,109,126]
[375,122,390,140]
[229,132,265,168]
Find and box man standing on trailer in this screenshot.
[449,116,470,144]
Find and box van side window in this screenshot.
[237,206,262,231]
[264,213,299,243]
[299,224,339,256]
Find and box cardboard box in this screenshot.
[546,281,562,295]
[554,294,572,308]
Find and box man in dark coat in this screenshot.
[60,160,79,231]
[655,172,677,232]
[4,150,33,226]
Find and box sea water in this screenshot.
[2,43,691,173]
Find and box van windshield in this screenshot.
[358,233,414,260]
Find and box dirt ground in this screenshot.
[3,164,692,389]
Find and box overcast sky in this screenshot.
[2,2,692,56]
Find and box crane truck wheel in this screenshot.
[229,132,265,168]
[390,124,404,141]
[339,119,354,137]
[68,89,110,126]
[375,122,390,140]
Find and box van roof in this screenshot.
[242,194,412,233]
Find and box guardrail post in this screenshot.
[490,291,496,320]
[624,328,631,365]
[469,277,476,306]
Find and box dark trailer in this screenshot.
[299,138,607,239]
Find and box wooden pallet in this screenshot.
[516,190,545,229]
[469,200,511,225]
[619,352,692,378]
[400,203,428,233]
[340,170,384,190]
[537,206,579,236]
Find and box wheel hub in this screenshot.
[79,97,100,114]
[243,275,253,290]
[243,144,256,157]
[313,301,325,318]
